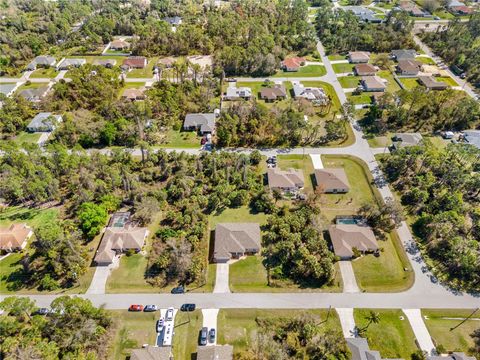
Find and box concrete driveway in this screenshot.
[336,308,357,338]
[213,264,230,293]
[403,309,436,355]
[202,309,219,346]
[339,261,360,293]
[309,154,324,169]
[86,256,119,294]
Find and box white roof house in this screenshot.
[56,58,87,70]
[26,112,63,132]
[225,86,252,100]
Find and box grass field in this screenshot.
[436,76,459,87]
[173,310,203,360]
[29,68,59,78]
[108,310,158,359]
[347,93,372,105]
[17,82,49,91]
[156,129,201,149]
[415,56,436,65]
[217,309,344,356]
[273,65,326,78]
[328,55,347,61]
[126,57,158,78]
[0,206,59,228]
[367,134,392,148]
[339,76,361,88]
[400,77,420,90]
[422,309,479,353]
[12,132,41,145]
[209,205,268,229]
[354,309,419,359]
[377,70,401,93]
[332,63,355,74]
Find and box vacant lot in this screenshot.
[339,76,361,88]
[332,63,355,74]
[273,64,326,77]
[173,310,203,360]
[347,93,372,105]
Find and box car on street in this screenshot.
[166,307,174,321]
[156,318,164,332]
[144,305,158,312]
[199,327,208,345]
[171,285,185,294]
[209,328,216,343]
[128,305,144,312]
[180,303,196,312]
[34,308,50,315]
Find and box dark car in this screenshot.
[180,303,196,312]
[144,305,158,312]
[34,308,50,316]
[199,327,208,346]
[209,328,216,343]
[171,285,185,294]
[128,304,144,312]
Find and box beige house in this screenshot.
[0,223,33,252]
[130,346,172,360]
[197,345,233,360]
[328,224,378,259]
[213,223,261,263]
[314,168,350,193]
[267,168,305,193]
[348,51,370,63]
[122,88,146,101]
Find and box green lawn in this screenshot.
[173,310,203,360]
[66,55,126,64]
[422,309,479,353]
[301,81,341,114]
[273,65,326,78]
[107,254,153,293]
[415,56,436,65]
[332,63,355,74]
[339,76,361,88]
[218,309,344,356]
[29,68,59,78]
[0,206,59,228]
[347,93,372,105]
[156,129,201,149]
[400,77,420,90]
[209,205,268,229]
[126,57,158,78]
[377,70,401,93]
[354,309,419,359]
[328,55,347,61]
[17,82,49,91]
[12,132,41,145]
[436,76,459,87]
[367,134,392,148]
[108,310,158,360]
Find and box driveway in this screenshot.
[403,309,436,355]
[85,256,119,294]
[336,308,357,338]
[309,154,323,169]
[339,261,360,293]
[202,309,219,346]
[213,263,230,293]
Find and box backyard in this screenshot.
[277,154,316,194]
[400,77,420,90]
[12,132,41,145]
[377,70,402,93]
[273,64,326,78]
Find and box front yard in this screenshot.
[339,75,361,88]
[273,64,326,77]
[332,63,355,74]
[156,129,202,149]
[29,67,59,78]
[276,154,316,194]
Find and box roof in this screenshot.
[464,130,480,149]
[158,57,177,66]
[110,39,129,48]
[393,132,423,147]
[130,346,172,360]
[122,56,147,68]
[260,84,287,100]
[0,84,16,96]
[329,224,378,257]
[450,5,474,13]
[448,0,465,7]
[226,86,252,98]
[348,51,370,62]
[391,49,416,60]
[355,63,377,75]
[347,338,403,360]
[0,223,32,250]
[32,55,56,66]
[418,76,448,89]
[267,167,305,189]
[214,223,261,260]
[292,82,328,103]
[93,59,116,66]
[314,168,350,191]
[163,16,182,25]
[282,57,305,69]
[184,113,216,133]
[343,6,381,22]
[427,353,476,360]
[197,345,234,360]
[94,226,148,264]
[397,59,421,73]
[27,112,62,131]
[122,88,146,100]
[18,87,49,101]
[57,58,86,68]
[186,55,213,68]
[361,76,386,90]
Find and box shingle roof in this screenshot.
[27,112,62,131]
[0,84,17,97]
[122,57,147,68]
[110,39,130,49]
[314,168,350,192]
[94,226,148,264]
[463,130,480,149]
[0,224,32,250]
[393,133,423,147]
[328,224,378,258]
[214,223,261,261]
[93,59,117,66]
[184,113,216,133]
[18,87,49,101]
[347,338,404,360]
[130,346,172,360]
[397,59,422,73]
[260,84,287,100]
[197,345,234,360]
[427,353,476,360]
[282,57,305,70]
[267,168,305,189]
[418,76,448,89]
[57,58,86,68]
[355,63,377,75]
[122,88,146,100]
[348,51,371,63]
[391,49,417,60]
[361,76,386,91]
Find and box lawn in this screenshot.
[108,310,158,360]
[273,65,326,78]
[173,310,203,360]
[277,154,315,194]
[29,68,59,78]
[332,63,355,74]
[0,205,59,228]
[354,309,419,359]
[209,205,268,229]
[415,56,436,65]
[107,254,154,293]
[17,82,49,91]
[347,93,372,105]
[367,135,392,148]
[377,70,401,93]
[422,309,479,353]
[328,54,347,61]
[66,55,126,64]
[126,57,158,78]
[156,129,201,149]
[436,76,459,87]
[12,132,41,145]
[400,77,420,90]
[217,309,344,356]
[301,81,341,115]
[338,76,361,89]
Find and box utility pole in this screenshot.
[450,308,479,331]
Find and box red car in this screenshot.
[128,304,144,312]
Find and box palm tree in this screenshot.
[272,189,283,203]
[359,311,381,334]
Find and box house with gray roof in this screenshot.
[292,81,329,105]
[27,112,63,132]
[163,16,182,26]
[93,59,117,68]
[361,76,387,92]
[392,133,423,149]
[183,112,217,134]
[56,58,86,70]
[391,50,417,61]
[314,168,350,193]
[348,51,371,64]
[0,84,17,97]
[328,224,379,259]
[463,130,480,150]
[18,86,50,102]
[347,337,404,360]
[130,345,172,360]
[267,167,305,193]
[225,86,252,100]
[343,6,382,22]
[213,223,261,263]
[418,76,448,90]
[26,56,56,71]
[196,345,233,360]
[427,354,476,360]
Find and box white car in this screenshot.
[166,307,174,321]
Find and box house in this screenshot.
[348,51,370,64]
[0,223,33,252]
[56,58,86,70]
[18,86,50,102]
[0,84,17,97]
[122,88,146,101]
[427,353,476,360]
[130,346,173,360]
[450,5,474,14]
[158,57,177,68]
[27,112,63,132]
[399,1,428,16]
[418,75,448,90]
[343,6,382,22]
[121,56,148,70]
[225,86,252,100]
[354,63,377,76]
[183,112,217,134]
[314,168,350,193]
[391,132,423,149]
[347,337,404,360]
[196,345,233,360]
[361,76,387,92]
[163,16,183,26]
[328,223,379,259]
[93,59,116,68]
[391,49,417,61]
[260,84,287,101]
[292,82,329,105]
[281,57,306,72]
[267,167,305,193]
[26,56,56,71]
[186,55,213,70]
[448,0,466,7]
[213,223,261,263]
[463,130,480,149]
[396,59,422,76]
[109,39,130,51]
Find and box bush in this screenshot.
[39,274,59,291]
[249,150,262,165]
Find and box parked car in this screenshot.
[433,16,440,20]
[171,285,185,294]
[199,327,208,345]
[166,307,174,321]
[156,318,164,332]
[180,304,196,312]
[226,78,236,82]
[144,305,158,312]
[128,305,144,312]
[209,328,216,343]
[34,308,50,316]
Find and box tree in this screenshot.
[77,202,108,240]
[272,189,283,203]
[359,311,381,334]
[249,150,262,165]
